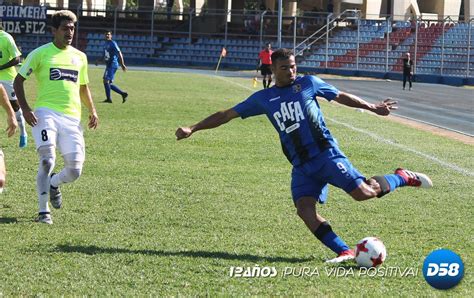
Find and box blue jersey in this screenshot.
[233,75,340,166]
[103,40,121,68]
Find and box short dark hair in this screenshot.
[51,10,77,29]
[271,48,294,63]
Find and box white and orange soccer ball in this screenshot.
[355,237,387,267]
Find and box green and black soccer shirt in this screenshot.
[19,42,89,119]
[0,30,21,81]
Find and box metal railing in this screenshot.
[294,9,360,57]
[12,7,474,78]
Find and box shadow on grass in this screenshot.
[0,217,18,224]
[54,244,312,263]
[326,263,360,269]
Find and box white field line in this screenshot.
[215,75,474,177]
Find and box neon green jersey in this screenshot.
[19,42,89,119]
[0,30,21,81]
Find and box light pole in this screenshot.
[277,0,282,48]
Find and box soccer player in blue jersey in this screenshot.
[176,48,432,263]
[97,31,128,103]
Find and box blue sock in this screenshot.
[104,83,111,100]
[383,174,406,191]
[314,222,350,254]
[111,84,125,95]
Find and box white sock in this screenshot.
[50,172,61,188]
[15,109,27,136]
[38,192,50,213]
[37,145,55,214]
[37,169,52,213]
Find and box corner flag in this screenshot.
[215,47,227,73]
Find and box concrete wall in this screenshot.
[363,0,382,19]
[465,0,474,20]
[45,0,472,21]
[392,0,420,20]
[418,0,462,20]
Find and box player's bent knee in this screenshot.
[62,167,82,183]
[296,207,308,219]
[38,148,55,173]
[63,152,84,181]
[40,158,55,173]
[349,184,377,201]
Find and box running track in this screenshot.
[123,66,474,137]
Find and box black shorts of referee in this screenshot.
[260,64,272,76]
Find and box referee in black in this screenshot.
[402,52,413,90]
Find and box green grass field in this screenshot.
[0,68,472,296]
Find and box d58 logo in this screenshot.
[423,249,464,290]
[426,263,460,277]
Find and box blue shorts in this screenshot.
[291,147,365,204]
[103,66,118,82]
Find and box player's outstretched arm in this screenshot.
[176,108,239,140]
[79,85,99,129]
[0,86,17,137]
[371,99,398,116]
[333,91,397,116]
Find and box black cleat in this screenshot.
[103,99,112,103]
[122,92,128,103]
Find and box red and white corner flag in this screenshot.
[220,47,227,57]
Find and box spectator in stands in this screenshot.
[327,0,334,13]
[402,52,413,90]
[0,25,28,148]
[0,85,18,193]
[167,0,174,21]
[288,18,296,35]
[307,7,324,26]
[297,19,307,36]
[257,43,273,89]
[244,16,256,34]
[96,31,128,103]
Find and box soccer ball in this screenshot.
[355,237,387,267]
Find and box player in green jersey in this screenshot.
[14,10,99,224]
[0,85,18,193]
[0,25,27,148]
